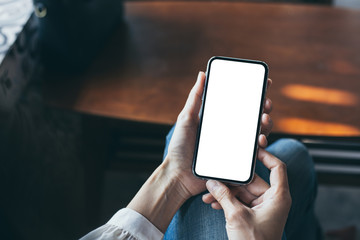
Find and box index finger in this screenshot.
[257,148,289,190]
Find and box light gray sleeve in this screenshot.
[80,208,164,240]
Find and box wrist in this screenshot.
[160,157,194,200]
[127,161,189,232]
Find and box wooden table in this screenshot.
[45,1,360,138]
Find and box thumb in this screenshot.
[206,180,242,214]
[178,71,206,123]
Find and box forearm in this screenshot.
[127,160,189,233]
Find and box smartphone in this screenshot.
[192,56,268,184]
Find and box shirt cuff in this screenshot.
[108,208,164,240]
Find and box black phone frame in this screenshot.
[192,56,269,185]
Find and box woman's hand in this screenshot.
[163,71,274,199]
[203,149,292,240]
[128,72,274,233]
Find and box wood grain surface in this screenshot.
[45,1,360,137]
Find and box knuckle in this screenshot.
[215,187,231,203]
[227,211,240,222]
[278,162,287,172]
[177,111,192,123]
[177,111,185,121]
[227,208,248,222]
[178,112,198,126]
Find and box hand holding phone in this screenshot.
[193,56,269,184]
[203,149,291,240]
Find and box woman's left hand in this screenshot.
[163,72,274,199]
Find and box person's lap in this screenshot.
[163,126,321,240]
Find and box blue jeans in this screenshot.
[163,126,321,240]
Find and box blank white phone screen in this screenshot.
[195,58,266,182]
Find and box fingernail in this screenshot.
[263,113,271,123]
[206,180,219,191]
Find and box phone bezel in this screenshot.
[192,56,269,185]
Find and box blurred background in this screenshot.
[0,0,359,239]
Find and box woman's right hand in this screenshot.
[203,148,292,240]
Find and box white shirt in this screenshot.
[80,208,164,240]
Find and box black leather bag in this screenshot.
[33,0,124,73]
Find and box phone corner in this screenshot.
[259,61,269,73]
[208,56,220,64]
